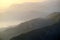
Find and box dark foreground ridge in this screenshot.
[11,21,60,40]
[11,12,60,40]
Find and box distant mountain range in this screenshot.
[11,19,60,40]
[10,12,60,40]
[0,18,53,40]
[0,12,60,40]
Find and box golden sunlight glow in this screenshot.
[0,0,45,10]
[0,0,46,28]
[0,0,18,9]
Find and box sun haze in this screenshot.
[0,0,46,12]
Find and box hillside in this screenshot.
[48,12,60,23]
[11,20,60,40]
[0,12,60,40]
[0,18,53,40]
[10,12,60,40]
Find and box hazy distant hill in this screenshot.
[11,20,60,40]
[48,12,60,23]
[0,18,53,40]
[10,12,60,40]
[0,12,60,40]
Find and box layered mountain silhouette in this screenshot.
[1,18,53,40]
[10,12,60,40]
[0,12,60,40]
[11,20,60,40]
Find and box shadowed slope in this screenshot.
[11,12,60,40]
[11,21,60,40]
[0,18,53,40]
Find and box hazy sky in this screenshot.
[0,0,45,12]
[0,0,46,27]
[0,0,45,27]
[0,0,59,27]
